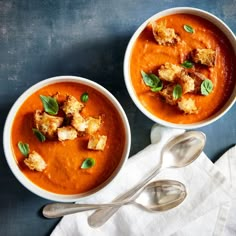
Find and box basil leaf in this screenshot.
[151,80,163,92]
[81,158,96,169]
[40,95,59,115]
[173,84,182,100]
[201,79,213,95]
[181,60,194,68]
[141,71,160,88]
[183,24,195,33]
[18,141,30,157]
[81,92,89,103]
[141,70,157,87]
[32,128,46,142]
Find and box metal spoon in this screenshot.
[88,131,206,227]
[42,180,187,218]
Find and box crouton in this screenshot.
[88,135,107,151]
[24,151,47,171]
[61,95,84,116]
[189,72,207,94]
[34,110,63,139]
[179,71,195,94]
[71,112,88,132]
[152,21,180,46]
[158,63,182,82]
[191,48,216,67]
[159,84,178,106]
[86,117,102,135]
[178,98,198,114]
[57,126,78,141]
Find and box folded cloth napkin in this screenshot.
[51,125,235,236]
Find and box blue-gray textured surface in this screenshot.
[0,0,235,235]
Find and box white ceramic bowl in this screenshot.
[124,7,236,129]
[3,76,131,202]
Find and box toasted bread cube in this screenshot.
[158,63,182,82]
[159,84,178,106]
[57,126,77,141]
[86,117,101,134]
[24,151,47,171]
[179,71,195,94]
[62,95,84,116]
[88,135,107,151]
[178,98,198,114]
[190,72,207,94]
[71,112,88,132]
[34,110,63,139]
[152,21,180,46]
[191,48,216,67]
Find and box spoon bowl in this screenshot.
[42,180,187,218]
[161,131,206,168]
[133,180,187,211]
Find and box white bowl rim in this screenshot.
[3,75,131,202]
[124,7,236,129]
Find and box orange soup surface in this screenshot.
[130,14,236,124]
[11,82,126,194]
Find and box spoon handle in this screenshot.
[88,166,162,227]
[43,201,132,218]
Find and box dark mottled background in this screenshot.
[0,0,235,235]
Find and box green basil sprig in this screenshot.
[81,92,89,103]
[141,70,163,92]
[201,79,213,95]
[18,141,30,157]
[181,60,194,69]
[40,95,59,115]
[183,24,195,33]
[173,84,182,100]
[81,158,96,169]
[32,128,46,142]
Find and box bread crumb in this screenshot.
[158,63,182,82]
[57,126,77,141]
[62,95,84,116]
[86,117,102,135]
[159,84,179,106]
[88,135,107,151]
[24,151,47,171]
[178,98,198,114]
[191,48,216,67]
[152,21,180,46]
[34,110,63,139]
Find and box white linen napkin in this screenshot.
[50,125,235,236]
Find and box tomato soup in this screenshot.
[11,82,126,194]
[130,14,236,124]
